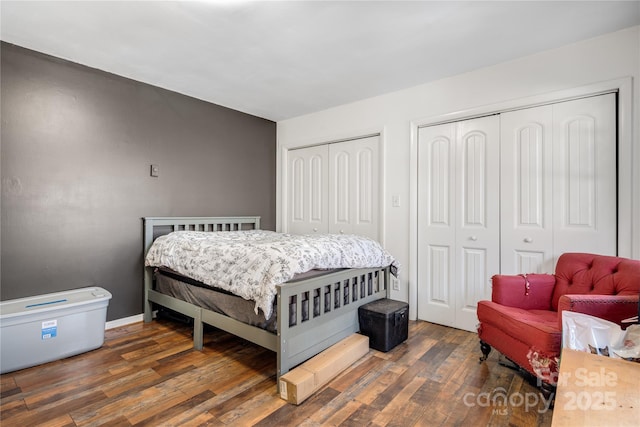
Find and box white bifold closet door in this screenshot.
[551,95,617,258]
[500,105,555,273]
[287,135,380,241]
[418,93,617,332]
[417,116,500,331]
[501,94,617,274]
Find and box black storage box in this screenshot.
[358,298,409,352]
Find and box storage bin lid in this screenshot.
[0,287,112,319]
[360,298,408,315]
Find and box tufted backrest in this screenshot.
[551,253,640,311]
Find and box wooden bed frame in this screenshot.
[143,216,390,383]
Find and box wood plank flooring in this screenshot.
[1,319,554,426]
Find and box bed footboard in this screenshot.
[276,266,389,379]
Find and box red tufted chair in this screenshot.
[477,253,640,387]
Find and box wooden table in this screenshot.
[552,348,640,426]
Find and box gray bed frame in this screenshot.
[143,216,390,383]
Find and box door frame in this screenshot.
[409,77,635,321]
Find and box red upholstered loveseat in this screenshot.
[477,253,640,386]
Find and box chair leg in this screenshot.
[497,354,519,370]
[540,381,556,408]
[479,340,492,362]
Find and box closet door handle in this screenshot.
[469,236,478,241]
[340,230,345,234]
[313,228,318,232]
[524,237,533,243]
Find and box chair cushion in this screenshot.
[551,253,640,311]
[491,274,556,310]
[477,301,561,355]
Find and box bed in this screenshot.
[143,216,392,383]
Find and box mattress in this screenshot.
[153,267,343,333]
[145,230,397,320]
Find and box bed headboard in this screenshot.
[143,216,261,255]
[142,216,260,322]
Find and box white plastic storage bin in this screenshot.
[0,287,112,374]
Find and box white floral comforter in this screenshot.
[145,230,396,319]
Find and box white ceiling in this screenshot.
[2,1,639,121]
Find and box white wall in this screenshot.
[277,26,640,317]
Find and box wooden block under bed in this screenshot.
[279,333,369,405]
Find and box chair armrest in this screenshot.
[557,294,639,330]
[491,274,556,310]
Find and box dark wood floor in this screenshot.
[1,318,553,426]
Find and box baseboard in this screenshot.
[105,314,143,330]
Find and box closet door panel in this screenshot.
[291,157,305,223]
[460,247,488,309]
[457,117,500,240]
[309,155,325,224]
[427,245,452,307]
[333,150,351,228]
[552,94,617,257]
[356,147,374,225]
[455,116,500,331]
[417,123,456,327]
[287,145,328,234]
[501,105,554,274]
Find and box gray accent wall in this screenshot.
[0,43,276,321]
